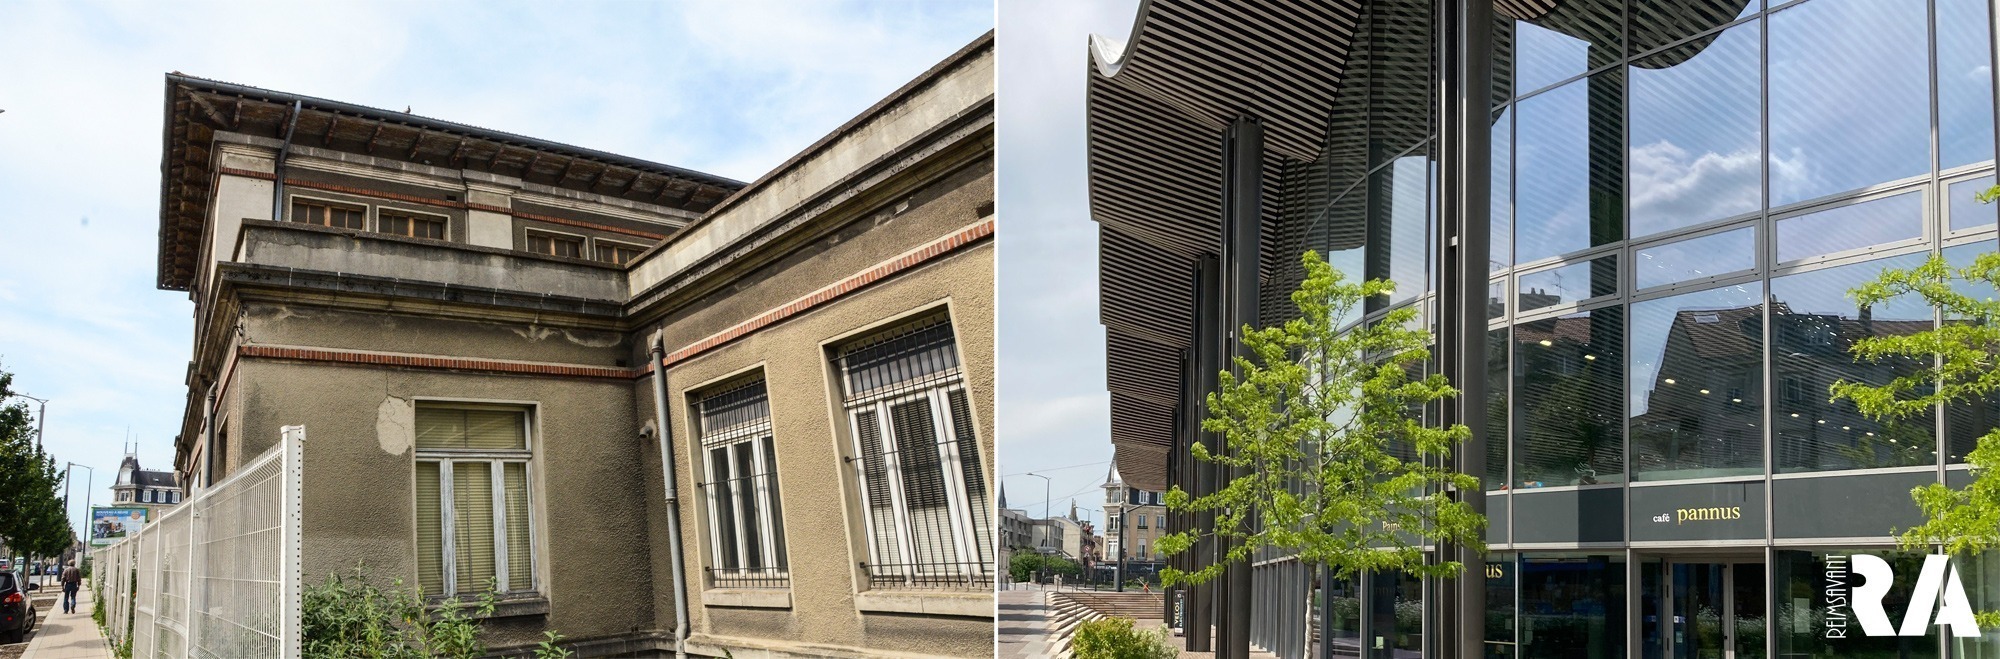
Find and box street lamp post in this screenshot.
[1022,473,1051,521]
[63,463,92,559]
[5,393,49,450]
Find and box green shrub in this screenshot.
[301,565,572,659]
[1070,617,1175,659]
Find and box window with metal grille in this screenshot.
[291,199,365,230]
[413,404,536,598]
[379,210,447,239]
[694,378,790,588]
[834,312,992,590]
[525,231,583,258]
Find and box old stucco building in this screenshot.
[156,33,993,658]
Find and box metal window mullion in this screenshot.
[490,458,508,594]
[728,444,754,572]
[704,447,729,574]
[930,386,978,577]
[440,459,457,597]
[876,400,918,579]
[522,459,538,593]
[847,410,888,574]
[751,434,782,575]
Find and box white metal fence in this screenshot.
[97,425,303,659]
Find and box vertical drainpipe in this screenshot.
[270,100,302,222]
[648,333,691,659]
[201,387,218,490]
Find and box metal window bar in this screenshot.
[92,425,303,659]
[696,379,792,589]
[833,316,992,590]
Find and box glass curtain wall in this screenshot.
[1267,0,1993,655]
[1480,0,1997,492]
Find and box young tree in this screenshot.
[0,366,70,565]
[1159,250,1484,586]
[1831,182,2000,625]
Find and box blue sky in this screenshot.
[0,0,990,542]
[995,0,1139,529]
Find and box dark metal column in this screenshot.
[1191,254,1221,652]
[1219,116,1263,659]
[1435,0,1494,657]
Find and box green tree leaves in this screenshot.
[1161,251,1484,586]
[0,366,70,559]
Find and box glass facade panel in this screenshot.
[1487,553,1518,659]
[1518,254,1618,313]
[1770,253,1935,473]
[1519,554,1625,659]
[1630,283,1765,481]
[1326,572,1362,658]
[1953,551,2000,657]
[1515,306,1625,487]
[1950,176,1999,232]
[1371,155,1432,306]
[1629,19,1761,238]
[1768,0,1931,207]
[1493,107,1514,272]
[1515,70,1625,263]
[1774,191,1924,263]
[1945,240,2000,464]
[1635,226,1756,290]
[1488,328,1510,490]
[1937,0,1997,170]
[1368,570,1423,658]
[1631,0,1760,55]
[1509,1,1623,96]
[1774,550,1939,658]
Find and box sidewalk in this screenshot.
[997,587,1053,659]
[22,589,109,659]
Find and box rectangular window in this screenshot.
[291,199,366,230]
[525,231,583,258]
[413,404,535,597]
[379,210,447,240]
[694,378,789,589]
[595,240,645,265]
[836,312,992,589]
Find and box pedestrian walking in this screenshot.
[60,561,81,614]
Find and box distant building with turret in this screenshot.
[110,447,182,515]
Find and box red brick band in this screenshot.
[218,167,669,240]
[663,218,993,367]
[238,344,640,380]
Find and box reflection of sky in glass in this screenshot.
[1775,191,1923,262]
[1945,240,2000,318]
[1949,176,1998,232]
[1515,21,1593,95]
[1490,280,1507,319]
[1516,74,1617,262]
[1629,20,1761,238]
[1768,0,1930,206]
[1519,255,1616,312]
[1492,107,1513,271]
[1629,282,1763,416]
[1635,226,1756,289]
[1385,156,1430,304]
[1938,0,1997,169]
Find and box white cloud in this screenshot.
[1628,139,1761,233]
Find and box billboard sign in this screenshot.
[90,507,149,546]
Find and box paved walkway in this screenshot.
[997,585,1054,658]
[23,589,109,659]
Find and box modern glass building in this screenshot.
[1086,0,2000,657]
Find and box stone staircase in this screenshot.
[1045,590,1167,658]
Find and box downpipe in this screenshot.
[647,333,691,659]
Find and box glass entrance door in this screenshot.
[1646,560,1765,659]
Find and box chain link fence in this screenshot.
[96,426,303,659]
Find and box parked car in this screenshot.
[0,569,38,644]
